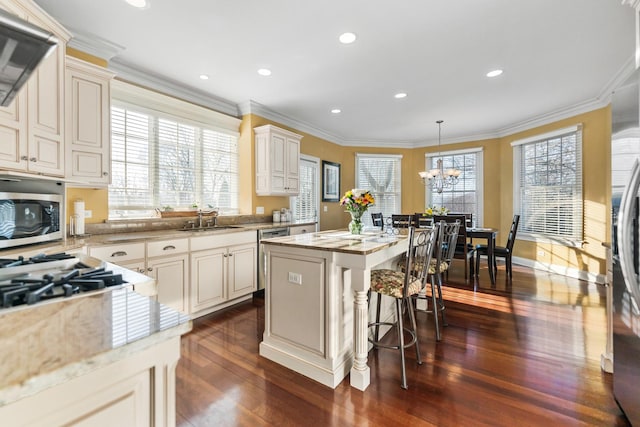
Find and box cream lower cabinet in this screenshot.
[0,336,181,427]
[190,230,257,317]
[148,255,188,313]
[88,239,191,309]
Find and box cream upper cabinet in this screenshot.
[65,57,115,185]
[255,124,302,195]
[0,0,71,177]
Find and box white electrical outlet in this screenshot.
[84,210,92,218]
[256,206,264,214]
[288,272,302,285]
[323,205,328,212]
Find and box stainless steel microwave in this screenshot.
[0,192,62,249]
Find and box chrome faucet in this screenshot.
[197,210,203,228]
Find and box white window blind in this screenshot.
[291,156,319,222]
[355,154,402,227]
[513,126,582,242]
[109,102,239,218]
[427,149,483,224]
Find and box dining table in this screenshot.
[467,227,499,284]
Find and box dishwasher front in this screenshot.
[257,227,289,290]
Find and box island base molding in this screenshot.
[259,341,351,389]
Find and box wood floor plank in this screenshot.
[176,262,630,426]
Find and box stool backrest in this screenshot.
[437,220,461,267]
[403,226,437,297]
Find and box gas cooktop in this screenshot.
[0,252,128,309]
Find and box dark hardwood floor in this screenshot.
[176,261,631,426]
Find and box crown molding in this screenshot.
[65,27,125,61]
[109,59,239,117]
[239,100,345,144]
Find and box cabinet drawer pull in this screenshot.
[163,245,176,251]
[111,251,127,257]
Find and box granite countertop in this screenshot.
[0,287,191,406]
[261,230,407,255]
[79,220,316,246]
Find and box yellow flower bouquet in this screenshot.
[340,189,375,234]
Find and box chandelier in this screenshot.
[418,120,461,193]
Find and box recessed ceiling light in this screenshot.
[486,69,503,78]
[124,0,149,9]
[257,68,272,76]
[394,92,408,99]
[331,109,341,114]
[199,74,209,80]
[339,32,357,44]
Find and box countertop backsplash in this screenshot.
[84,214,293,236]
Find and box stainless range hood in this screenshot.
[0,8,57,107]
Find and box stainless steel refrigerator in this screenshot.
[612,69,640,425]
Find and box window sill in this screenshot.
[517,233,584,248]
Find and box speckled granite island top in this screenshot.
[261,230,407,254]
[0,288,191,406]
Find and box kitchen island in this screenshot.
[259,230,407,391]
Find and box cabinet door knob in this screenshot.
[20,155,28,161]
[103,172,109,176]
[228,253,233,257]
[29,157,37,162]
[147,267,153,272]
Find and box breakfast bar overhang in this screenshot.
[259,231,407,390]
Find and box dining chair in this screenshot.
[413,213,433,228]
[476,214,520,279]
[433,214,476,283]
[371,212,384,230]
[448,212,473,229]
[391,214,413,228]
[413,220,460,341]
[369,226,437,389]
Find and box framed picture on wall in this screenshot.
[322,160,340,202]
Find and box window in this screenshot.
[355,154,402,227]
[426,148,483,225]
[290,155,319,223]
[512,125,582,243]
[109,82,240,218]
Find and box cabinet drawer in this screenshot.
[89,243,145,263]
[190,230,257,252]
[289,224,315,235]
[147,238,189,258]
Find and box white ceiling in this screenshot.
[33,0,637,146]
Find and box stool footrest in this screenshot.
[367,321,417,349]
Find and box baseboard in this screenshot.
[510,256,606,284]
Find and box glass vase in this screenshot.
[348,211,364,235]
